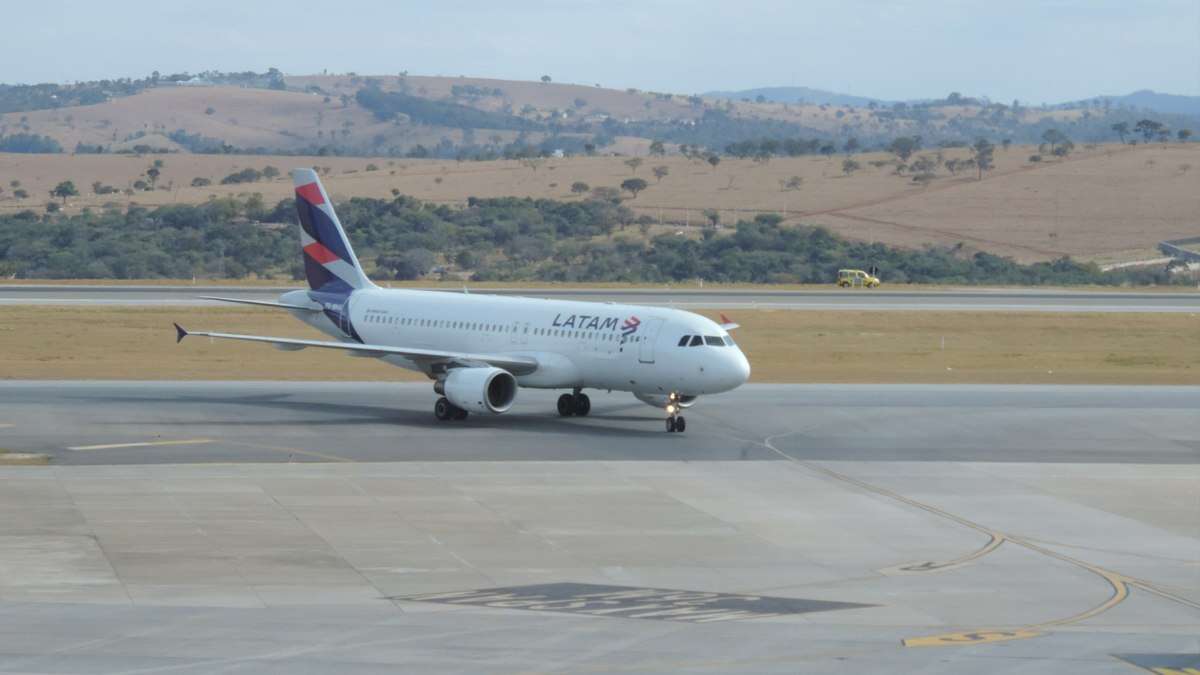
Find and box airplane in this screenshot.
[174,169,750,432]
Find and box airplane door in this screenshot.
[637,317,664,364]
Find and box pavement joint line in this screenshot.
[224,439,355,463]
[754,431,1200,646]
[0,423,14,428]
[67,438,216,451]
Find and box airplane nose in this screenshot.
[735,349,751,383]
[717,349,750,390]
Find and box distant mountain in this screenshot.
[703,86,889,108]
[1074,90,1200,116]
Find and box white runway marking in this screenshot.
[68,438,215,451]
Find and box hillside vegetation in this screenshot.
[0,189,1187,286]
[2,141,1197,265]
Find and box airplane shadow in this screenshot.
[73,391,673,437]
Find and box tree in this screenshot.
[378,248,436,280]
[1135,119,1163,142]
[145,166,160,187]
[50,180,78,203]
[570,181,590,194]
[620,178,648,198]
[1041,129,1069,155]
[648,140,666,156]
[652,165,669,183]
[841,158,861,175]
[591,186,621,202]
[970,138,995,180]
[1179,129,1193,142]
[843,137,860,154]
[540,75,551,84]
[262,166,281,179]
[1111,122,1129,143]
[706,154,721,171]
[889,136,918,161]
[1001,138,1012,151]
[702,208,720,228]
[781,175,803,191]
[624,157,643,174]
[191,177,212,187]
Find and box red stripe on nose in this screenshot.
[303,241,340,264]
[295,182,325,205]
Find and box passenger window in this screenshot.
[705,336,724,346]
[678,335,690,347]
[689,335,703,347]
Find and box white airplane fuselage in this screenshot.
[285,287,751,397]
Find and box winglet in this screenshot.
[719,313,740,331]
[174,323,188,344]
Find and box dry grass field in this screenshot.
[1,306,1195,384]
[2,141,1197,264]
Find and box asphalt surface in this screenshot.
[0,382,1196,673]
[2,382,1198,464]
[4,284,1200,311]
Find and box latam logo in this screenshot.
[622,316,641,337]
[550,313,642,336]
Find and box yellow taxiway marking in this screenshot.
[753,431,1200,649]
[904,630,1041,647]
[68,438,215,451]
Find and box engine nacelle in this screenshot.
[442,367,517,414]
[633,392,698,413]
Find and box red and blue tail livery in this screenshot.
[292,169,373,293]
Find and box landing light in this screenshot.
[666,404,676,414]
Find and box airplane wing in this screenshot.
[199,296,322,312]
[174,324,539,375]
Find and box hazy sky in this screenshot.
[5,0,1198,102]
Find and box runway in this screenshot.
[2,382,1199,465]
[0,382,1197,672]
[4,284,1200,311]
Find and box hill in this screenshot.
[3,72,1197,161]
[1071,90,1200,116]
[3,141,1197,265]
[703,86,888,107]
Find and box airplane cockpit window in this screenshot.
[704,336,724,346]
[723,336,736,346]
[677,335,690,346]
[689,335,703,347]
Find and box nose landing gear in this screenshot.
[665,393,686,433]
[557,389,591,417]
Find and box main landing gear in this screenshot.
[434,397,469,421]
[557,390,591,417]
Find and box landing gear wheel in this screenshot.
[573,393,591,417]
[675,416,686,433]
[666,417,676,433]
[557,393,575,417]
[435,397,453,421]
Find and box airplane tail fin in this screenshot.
[292,168,373,293]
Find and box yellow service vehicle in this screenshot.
[837,269,881,288]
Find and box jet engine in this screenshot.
[634,392,698,413]
[440,367,518,414]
